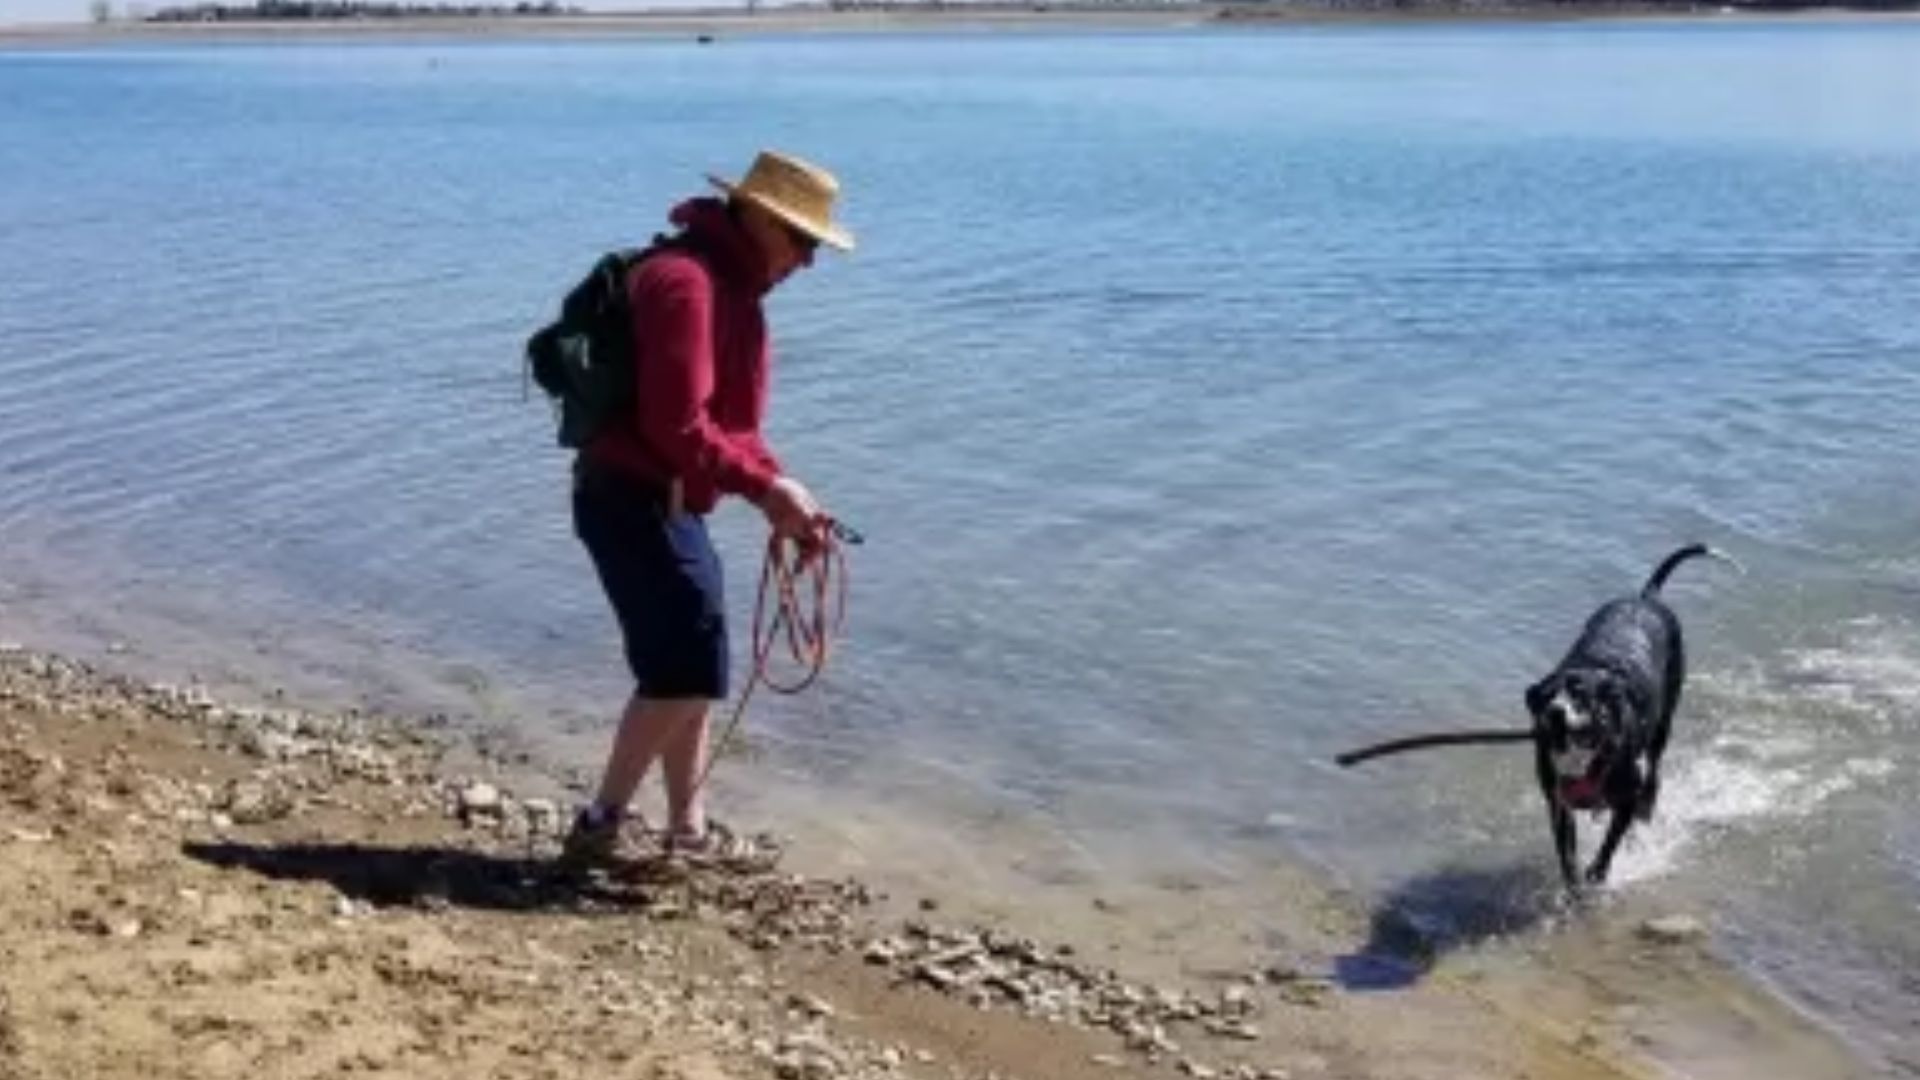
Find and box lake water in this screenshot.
[2,16,1918,1071]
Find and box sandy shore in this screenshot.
[0,642,1873,1079]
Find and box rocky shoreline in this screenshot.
[0,643,1867,1079]
[0,645,1392,1080]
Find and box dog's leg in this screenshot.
[1538,747,1581,891]
[1588,757,1648,884]
[1551,803,1579,891]
[1644,631,1684,822]
[1585,807,1634,885]
[1638,734,1668,823]
[1537,747,1581,891]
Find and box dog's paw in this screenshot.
[1582,862,1613,887]
[1635,783,1660,822]
[1557,865,1586,899]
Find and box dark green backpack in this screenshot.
[525,237,685,449]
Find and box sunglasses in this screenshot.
[781,221,820,254]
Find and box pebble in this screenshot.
[787,991,835,1019]
[221,778,290,824]
[459,782,503,816]
[1206,1018,1261,1040]
[1639,914,1707,944]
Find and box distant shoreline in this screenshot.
[4,3,1918,45]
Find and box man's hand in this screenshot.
[759,475,825,545]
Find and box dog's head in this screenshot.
[1525,668,1632,783]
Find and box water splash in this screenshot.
[1608,620,1917,885]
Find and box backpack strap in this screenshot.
[611,231,715,505]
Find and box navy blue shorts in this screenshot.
[573,467,729,700]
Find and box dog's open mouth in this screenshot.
[1556,773,1605,810]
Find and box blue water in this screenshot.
[3,18,1919,1070]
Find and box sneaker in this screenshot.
[664,820,780,873]
[664,824,714,858]
[558,806,638,872]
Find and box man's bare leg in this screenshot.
[661,705,713,840]
[590,695,708,817]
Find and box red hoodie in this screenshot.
[580,198,782,514]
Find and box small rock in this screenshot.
[772,1031,843,1080]
[459,782,502,817]
[1639,915,1706,945]
[238,730,298,761]
[521,797,559,832]
[221,778,290,824]
[787,991,835,1019]
[1207,1018,1261,1041]
[68,908,111,935]
[917,964,959,991]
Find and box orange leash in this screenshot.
[692,521,854,795]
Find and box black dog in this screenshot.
[1526,543,1736,890]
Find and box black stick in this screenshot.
[1335,728,1534,768]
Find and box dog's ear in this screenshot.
[1525,677,1553,718]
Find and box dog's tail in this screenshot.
[1336,728,1534,768]
[1641,542,1744,599]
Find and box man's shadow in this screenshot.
[181,839,647,913]
[1333,858,1566,992]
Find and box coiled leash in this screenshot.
[692,518,861,795]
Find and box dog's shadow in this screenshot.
[180,839,640,913]
[1333,859,1566,992]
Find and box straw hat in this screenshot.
[708,150,855,253]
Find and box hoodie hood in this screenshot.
[668,196,774,296]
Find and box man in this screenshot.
[563,150,854,866]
